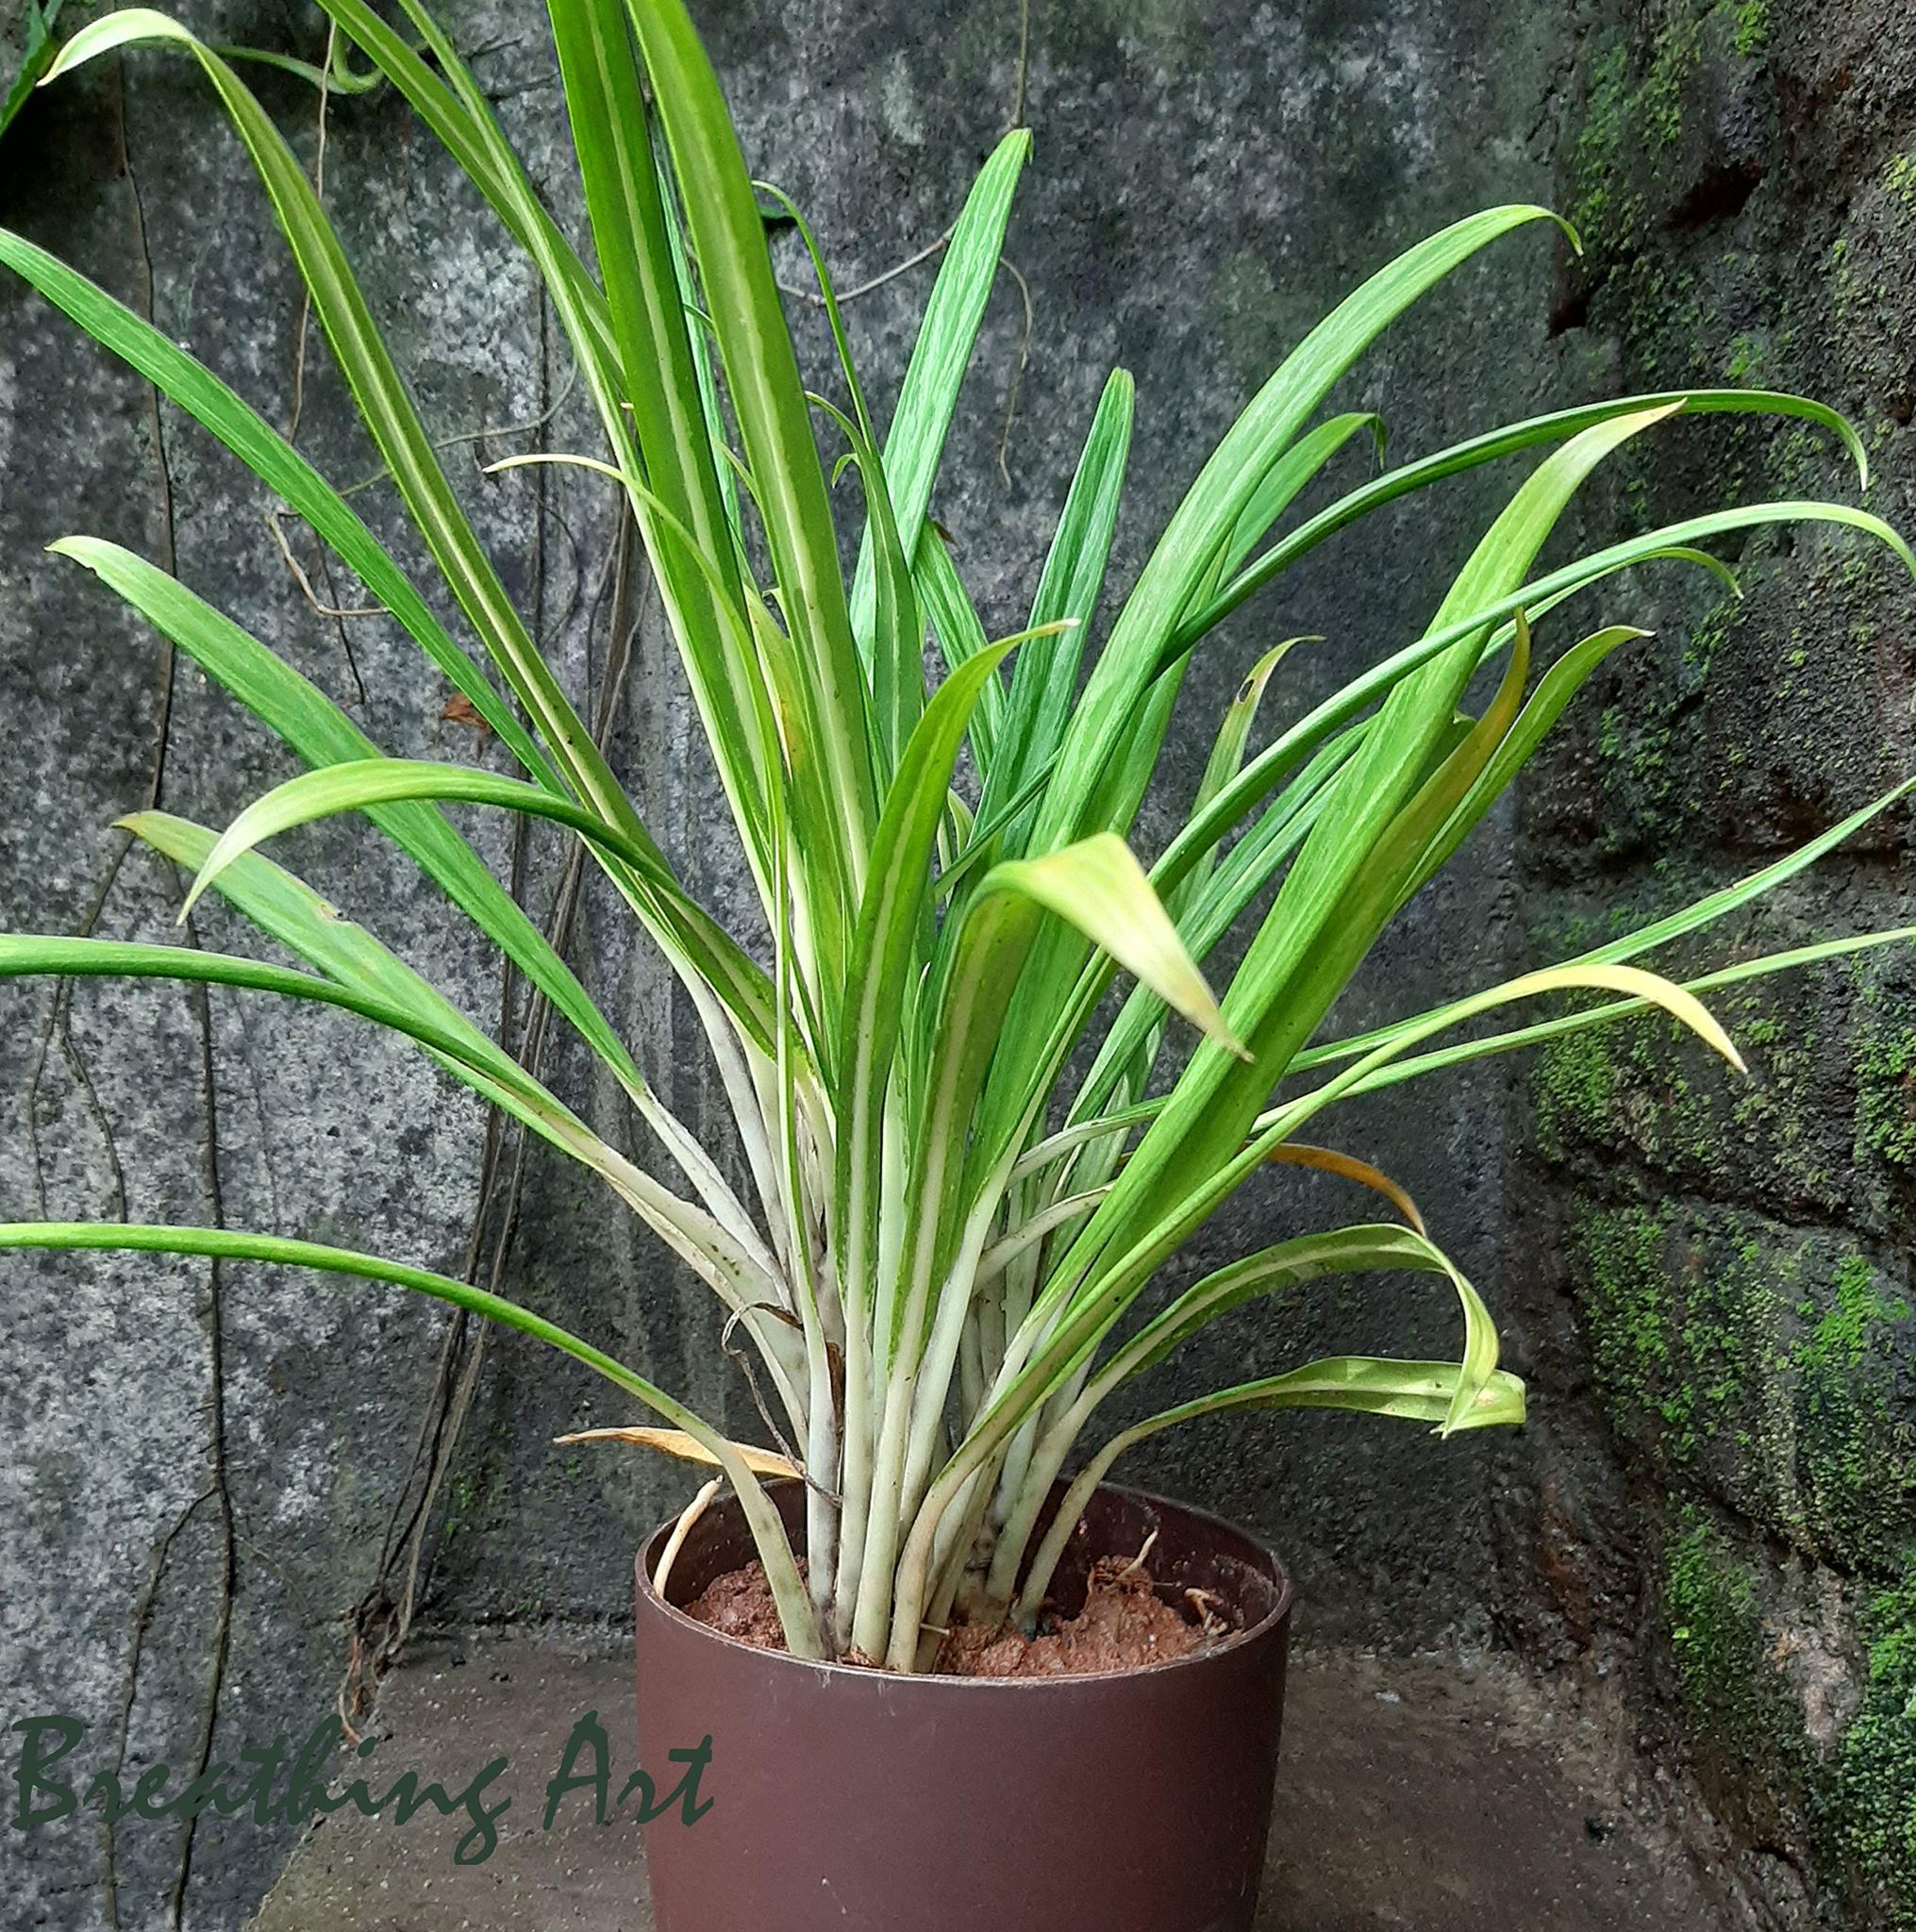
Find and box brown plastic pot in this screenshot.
[633,1479,1291,1932]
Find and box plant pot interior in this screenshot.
[648,1476,1289,1656]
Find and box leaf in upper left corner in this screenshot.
[2,0,67,142]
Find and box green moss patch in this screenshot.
[1821,1564,1916,1925]
[1568,1206,1915,1566]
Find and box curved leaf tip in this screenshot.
[1437,1368,1528,1436]
[42,7,191,85]
[1669,391,1872,491]
[1234,634,1319,708]
[988,831,1249,1060]
[1528,961,1747,1076]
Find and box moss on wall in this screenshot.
[1661,1513,1808,1835]
[1538,897,1916,1923]
[1855,975,1916,1179]
[1561,1194,1914,1553]
[1795,1257,1916,1573]
[1824,1567,1916,1925]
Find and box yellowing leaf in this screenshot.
[1506,961,1746,1074]
[989,832,1248,1058]
[1267,1141,1426,1234]
[552,1424,799,1479]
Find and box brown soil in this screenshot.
[680,1560,794,1650]
[682,1553,1226,1678]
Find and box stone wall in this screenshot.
[0,3,1567,1924]
[2,7,561,1925]
[1500,1,1916,1924]
[2,0,1913,1927]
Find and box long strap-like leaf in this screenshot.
[46,13,643,858]
[546,0,778,893]
[977,368,1134,856]
[54,538,684,1081]
[833,642,1020,1333]
[131,812,786,1293]
[0,1219,822,1657]
[1175,387,1871,655]
[1031,205,1569,859]
[0,230,553,785]
[846,128,1032,658]
[625,0,876,927]
[1008,1355,1525,1630]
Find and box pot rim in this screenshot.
[634,1481,1293,1690]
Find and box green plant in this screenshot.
[0,0,69,142]
[4,0,1912,1672]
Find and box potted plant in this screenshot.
[4,1,1910,1925]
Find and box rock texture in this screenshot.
[1499,4,1916,1927]
[0,0,1911,1928]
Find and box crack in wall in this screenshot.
[66,39,242,1932]
[94,1485,210,1931]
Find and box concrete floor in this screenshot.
[250,1637,1733,1931]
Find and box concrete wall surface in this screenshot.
[0,0,1911,1925]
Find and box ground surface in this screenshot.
[249,1636,1731,1932]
